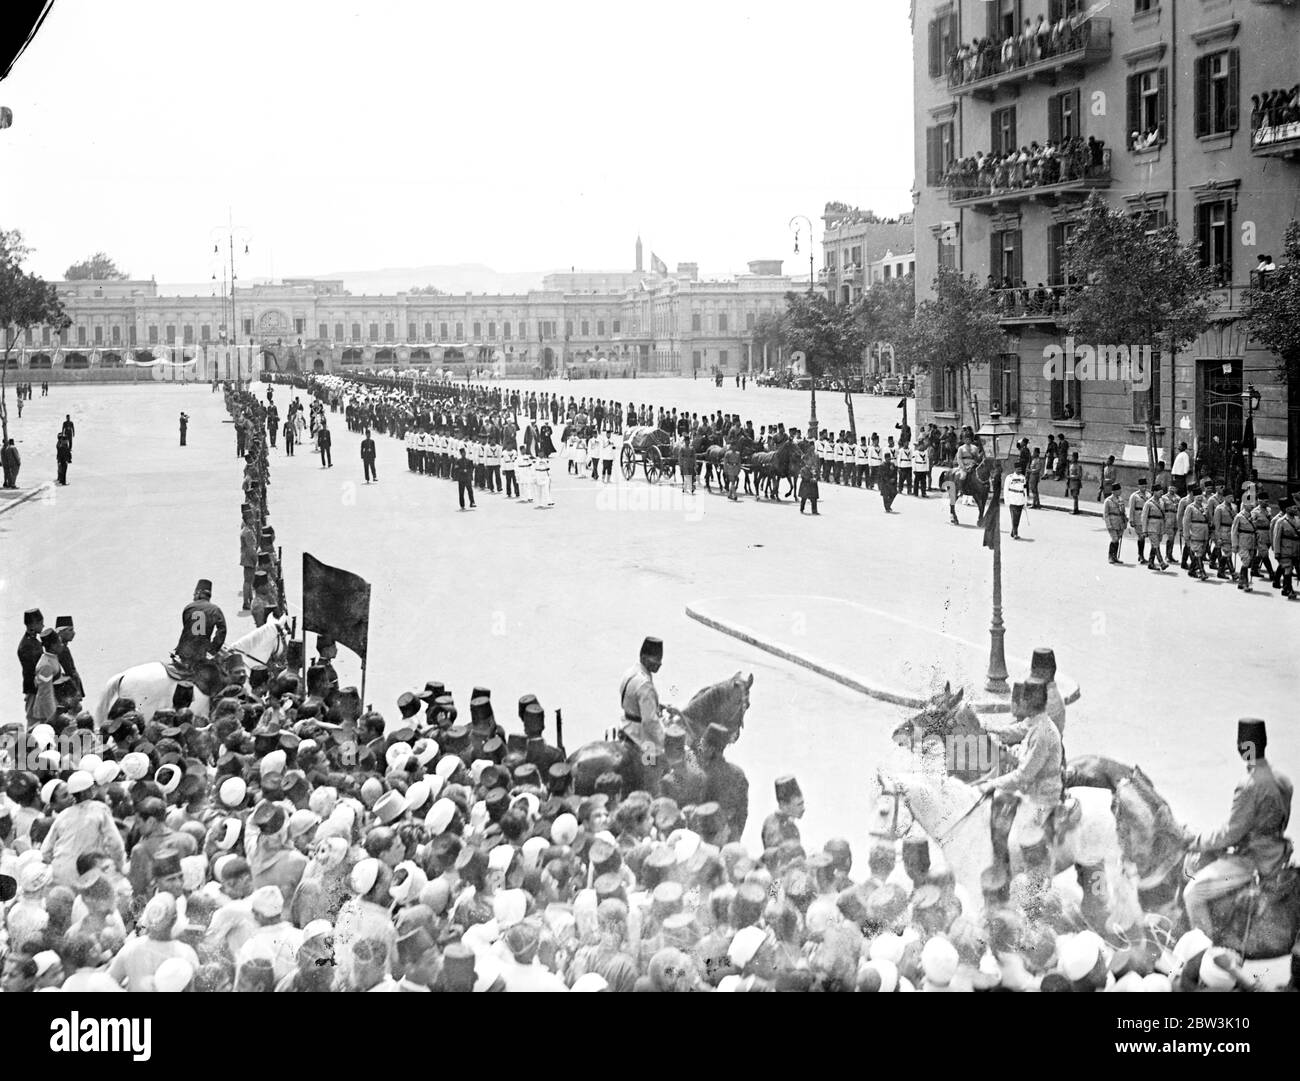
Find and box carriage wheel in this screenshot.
[620,444,635,480]
[644,445,662,482]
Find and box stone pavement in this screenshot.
[686,594,1080,713]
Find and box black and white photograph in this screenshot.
[0,0,1298,1053]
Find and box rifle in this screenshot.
[555,708,566,758]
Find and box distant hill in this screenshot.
[316,263,547,296]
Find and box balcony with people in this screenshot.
[991,280,1078,327]
[944,139,1110,210]
[946,15,1110,99]
[1250,85,1300,157]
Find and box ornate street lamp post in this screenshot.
[976,408,1016,694]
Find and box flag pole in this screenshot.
[360,656,368,711]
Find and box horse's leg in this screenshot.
[948,484,959,524]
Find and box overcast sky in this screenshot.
[0,0,915,285]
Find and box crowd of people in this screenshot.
[4,379,1296,993]
[943,137,1107,201]
[946,9,1097,89]
[1252,86,1300,134]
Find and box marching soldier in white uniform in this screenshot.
[866,435,884,490]
[486,436,502,493]
[534,449,553,508]
[501,442,519,498]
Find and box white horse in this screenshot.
[873,764,1144,931]
[93,615,292,727]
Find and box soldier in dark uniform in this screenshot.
[657,725,706,808]
[239,512,258,614]
[698,722,748,841]
[55,432,72,485]
[312,635,340,692]
[173,578,227,673]
[521,701,564,776]
[17,607,44,717]
[53,616,84,698]
[361,428,378,484]
[760,775,804,856]
[179,411,189,447]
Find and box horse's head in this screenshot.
[681,671,753,743]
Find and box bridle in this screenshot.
[224,618,289,670]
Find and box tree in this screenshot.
[779,290,869,438]
[853,274,916,377]
[63,252,128,280]
[1,229,71,444]
[1244,219,1300,385]
[904,265,1006,428]
[1063,193,1216,476]
[407,284,446,295]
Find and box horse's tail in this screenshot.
[94,673,125,729]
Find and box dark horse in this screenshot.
[698,434,753,492]
[939,458,992,525]
[891,684,1300,959]
[749,439,800,501]
[568,671,753,797]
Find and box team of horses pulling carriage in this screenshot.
[614,426,802,500]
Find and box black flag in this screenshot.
[302,553,371,660]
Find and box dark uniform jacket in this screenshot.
[524,737,565,776]
[175,599,228,665]
[702,757,749,839]
[659,755,708,807]
[17,630,42,695]
[360,437,376,461]
[1190,760,1293,876]
[760,811,801,853]
[59,643,84,698]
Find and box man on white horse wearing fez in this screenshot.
[976,678,1062,878]
[1181,718,1293,938]
[173,578,228,679]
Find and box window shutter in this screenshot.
[1069,89,1081,138]
[987,2,999,39]
[1048,95,1061,144]
[948,11,959,56]
[1127,74,1140,144]
[1226,49,1240,131]
[1223,201,1234,282]
[1157,67,1168,140]
[1194,56,1210,138]
[1010,230,1022,284]
[1048,224,1061,285]
[929,19,941,78]
[931,368,945,409]
[991,231,1002,282]
[1195,204,1209,267]
[1008,106,1017,151]
[926,126,939,186]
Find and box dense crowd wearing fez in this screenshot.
[3,381,1296,992]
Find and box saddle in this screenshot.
[165,654,228,700]
[1205,862,1300,959]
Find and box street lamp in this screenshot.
[789,214,817,439]
[976,407,1017,695]
[1241,383,1261,474]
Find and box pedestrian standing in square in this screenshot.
[179,412,189,447]
[1003,460,1027,539]
[878,452,899,513]
[361,428,378,484]
[317,421,333,468]
[454,448,476,510]
[1065,452,1082,514]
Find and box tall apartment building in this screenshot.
[912,0,1299,485]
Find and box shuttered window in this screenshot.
[1195,50,1239,137]
[926,122,955,185]
[1048,89,1081,143]
[1127,68,1168,149]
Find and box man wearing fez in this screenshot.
[976,678,1062,876]
[620,636,668,766]
[1181,719,1293,937]
[51,616,84,699]
[762,776,804,853]
[173,578,227,676]
[17,607,44,717]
